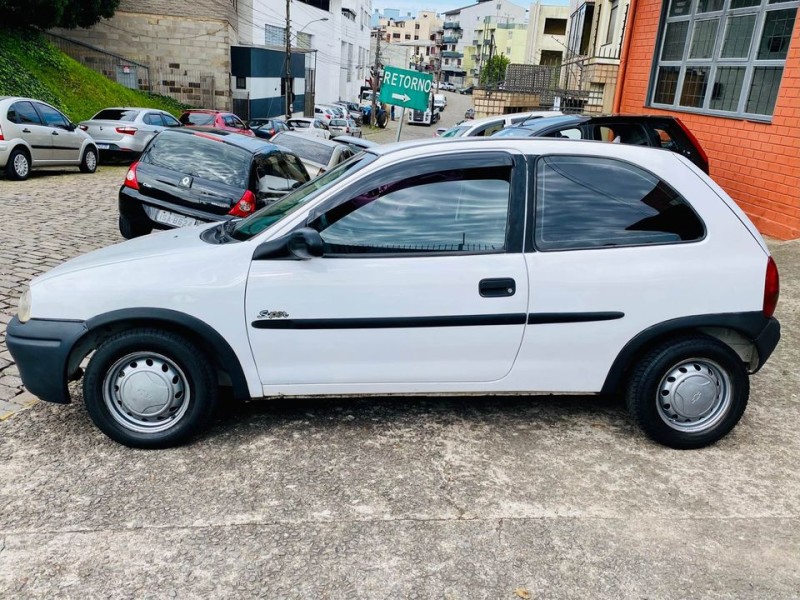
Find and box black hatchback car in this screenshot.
[118,128,310,238]
[493,115,710,174]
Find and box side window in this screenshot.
[592,123,651,145]
[223,115,236,127]
[35,103,69,129]
[545,127,583,139]
[653,127,676,149]
[281,153,310,184]
[233,116,247,130]
[309,166,511,255]
[337,148,354,164]
[9,101,42,125]
[144,113,165,126]
[162,114,181,127]
[534,155,705,251]
[476,121,503,136]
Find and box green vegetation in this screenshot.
[0,0,120,30]
[0,28,186,122]
[480,55,511,88]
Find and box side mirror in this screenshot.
[253,227,323,260]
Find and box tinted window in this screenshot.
[179,112,215,126]
[289,120,310,129]
[330,119,348,127]
[475,121,504,136]
[309,166,511,255]
[162,114,181,127]
[255,152,308,195]
[589,123,651,145]
[93,109,139,121]
[142,132,251,188]
[35,103,69,129]
[441,125,471,138]
[144,113,165,126]
[8,101,42,125]
[272,134,334,166]
[544,127,583,139]
[282,153,309,181]
[534,156,704,251]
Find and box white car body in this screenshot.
[441,110,564,138]
[7,138,780,448]
[433,94,447,111]
[286,118,330,139]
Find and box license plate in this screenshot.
[96,143,110,150]
[155,210,197,227]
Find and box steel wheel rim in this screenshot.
[657,358,732,433]
[13,154,29,177]
[85,150,97,171]
[102,352,191,434]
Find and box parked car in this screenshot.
[457,86,474,95]
[178,110,254,136]
[433,94,447,112]
[464,108,475,120]
[433,127,448,137]
[333,100,364,124]
[248,118,289,140]
[0,96,98,180]
[78,107,181,158]
[439,110,563,138]
[117,127,309,238]
[313,105,337,123]
[330,135,377,153]
[270,131,355,177]
[286,117,331,139]
[328,118,362,138]
[7,138,780,449]
[439,82,456,92]
[492,115,710,173]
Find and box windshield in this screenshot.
[272,134,334,166]
[231,152,377,241]
[441,125,470,138]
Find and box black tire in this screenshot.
[118,214,152,239]
[5,147,31,180]
[79,146,98,173]
[625,335,749,449]
[83,329,219,448]
[377,112,388,128]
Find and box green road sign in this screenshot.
[379,66,434,112]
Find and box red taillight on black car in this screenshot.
[228,190,256,217]
[763,256,780,318]
[124,162,140,190]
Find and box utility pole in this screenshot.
[285,0,292,120]
[370,29,382,127]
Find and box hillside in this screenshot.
[0,28,186,121]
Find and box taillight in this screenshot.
[763,256,780,318]
[116,126,137,135]
[228,190,256,217]
[124,162,140,190]
[0,123,4,141]
[675,118,710,173]
[79,124,88,131]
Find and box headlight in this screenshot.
[18,288,31,323]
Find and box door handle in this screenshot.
[52,131,59,135]
[479,278,516,298]
[22,128,31,133]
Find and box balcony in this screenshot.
[443,21,461,29]
[442,51,463,58]
[442,35,459,44]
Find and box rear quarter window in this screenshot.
[142,132,251,188]
[534,155,705,251]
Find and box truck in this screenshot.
[407,94,440,126]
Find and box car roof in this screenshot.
[164,127,280,153]
[331,136,377,148]
[463,110,562,128]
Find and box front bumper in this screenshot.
[6,316,88,404]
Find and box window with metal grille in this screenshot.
[265,24,286,46]
[650,0,797,119]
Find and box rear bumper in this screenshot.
[753,317,780,372]
[6,316,87,404]
[119,187,231,230]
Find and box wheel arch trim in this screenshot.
[601,311,780,395]
[76,308,250,401]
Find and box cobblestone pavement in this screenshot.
[0,165,127,417]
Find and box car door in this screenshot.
[33,102,82,163]
[7,101,53,163]
[245,151,530,389]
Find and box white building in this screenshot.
[234,0,372,118]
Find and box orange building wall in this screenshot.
[618,1,800,239]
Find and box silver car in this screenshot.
[270,131,355,178]
[78,107,182,156]
[328,118,362,139]
[0,96,98,180]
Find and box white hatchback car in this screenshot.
[441,110,563,138]
[7,139,780,449]
[0,96,98,180]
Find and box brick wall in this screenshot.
[618,0,800,240]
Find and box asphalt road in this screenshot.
[0,130,798,598]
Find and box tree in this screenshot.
[0,0,121,30]
[480,54,510,88]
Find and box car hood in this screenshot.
[34,223,217,285]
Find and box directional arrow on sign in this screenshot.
[391,92,411,103]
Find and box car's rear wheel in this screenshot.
[79,147,98,173]
[83,329,219,448]
[6,147,31,180]
[625,335,749,449]
[119,214,152,239]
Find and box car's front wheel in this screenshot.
[625,335,749,449]
[83,329,219,448]
[79,146,98,173]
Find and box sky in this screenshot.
[371,0,569,16]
